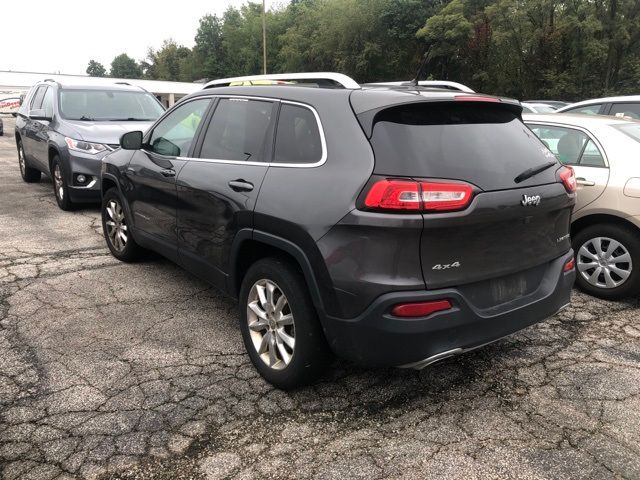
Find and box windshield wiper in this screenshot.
[78,115,95,121]
[514,161,557,184]
[109,117,154,121]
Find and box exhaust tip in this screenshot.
[398,348,464,370]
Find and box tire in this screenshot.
[573,223,640,299]
[51,156,75,211]
[17,141,41,183]
[102,187,143,262]
[239,257,331,389]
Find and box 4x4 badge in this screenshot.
[521,194,541,206]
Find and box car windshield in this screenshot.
[613,123,640,143]
[59,89,164,121]
[534,105,556,113]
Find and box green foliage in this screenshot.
[110,54,142,79]
[86,60,107,77]
[115,0,640,100]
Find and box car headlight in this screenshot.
[65,137,107,155]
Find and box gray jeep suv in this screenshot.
[15,80,164,210]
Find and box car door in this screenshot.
[176,97,277,289]
[126,97,212,261]
[22,85,47,168]
[528,123,609,212]
[31,86,55,164]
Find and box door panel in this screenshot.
[572,165,609,212]
[125,97,211,261]
[22,86,47,167]
[177,98,276,288]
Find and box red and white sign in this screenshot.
[0,97,21,114]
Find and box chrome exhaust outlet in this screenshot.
[398,348,464,370]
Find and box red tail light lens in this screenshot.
[559,166,577,193]
[391,300,452,318]
[364,180,473,213]
[564,257,575,272]
[454,95,501,103]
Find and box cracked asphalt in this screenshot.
[1,115,639,480]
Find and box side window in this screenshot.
[30,86,47,111]
[274,103,323,164]
[565,104,603,115]
[609,103,640,120]
[41,87,54,118]
[200,98,275,162]
[528,125,605,167]
[148,98,210,157]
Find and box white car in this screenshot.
[556,95,640,119]
[521,102,557,113]
[524,113,640,299]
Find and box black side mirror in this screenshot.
[120,131,143,150]
[29,109,52,121]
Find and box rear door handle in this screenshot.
[160,169,175,177]
[228,179,254,192]
[576,177,595,186]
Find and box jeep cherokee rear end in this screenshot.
[314,90,577,367]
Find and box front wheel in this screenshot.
[101,188,143,262]
[51,156,74,210]
[239,257,331,389]
[573,224,640,299]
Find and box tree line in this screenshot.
[86,0,640,100]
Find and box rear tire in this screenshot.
[51,156,75,210]
[573,223,640,299]
[17,141,41,183]
[102,187,143,262]
[239,257,331,389]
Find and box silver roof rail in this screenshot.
[204,72,360,90]
[114,81,148,92]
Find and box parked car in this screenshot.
[524,100,570,109]
[556,95,640,119]
[101,72,576,388]
[521,102,558,113]
[524,113,640,299]
[14,80,165,210]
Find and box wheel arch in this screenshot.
[48,144,61,173]
[229,231,329,321]
[571,213,640,238]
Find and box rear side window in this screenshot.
[200,98,274,162]
[30,86,47,110]
[274,103,323,164]
[41,87,54,118]
[368,102,559,191]
[564,104,603,115]
[609,103,640,120]
[528,125,606,167]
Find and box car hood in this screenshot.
[64,120,155,144]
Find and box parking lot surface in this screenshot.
[1,115,639,480]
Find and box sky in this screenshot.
[2,0,278,76]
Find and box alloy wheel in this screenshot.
[577,236,632,289]
[18,145,25,176]
[247,279,295,370]
[54,164,64,201]
[105,199,128,252]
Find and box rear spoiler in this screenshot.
[355,95,522,138]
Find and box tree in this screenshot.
[110,53,142,79]
[145,40,194,81]
[86,60,107,77]
[192,15,225,80]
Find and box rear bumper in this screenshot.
[322,250,575,367]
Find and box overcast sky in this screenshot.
[2,0,279,76]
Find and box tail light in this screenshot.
[454,95,501,103]
[559,166,577,193]
[391,300,452,318]
[363,179,473,213]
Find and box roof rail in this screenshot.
[204,72,360,90]
[43,78,60,85]
[114,81,148,93]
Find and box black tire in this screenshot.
[573,223,640,300]
[51,156,75,211]
[102,187,143,262]
[239,257,331,389]
[17,140,41,183]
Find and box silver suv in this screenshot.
[525,113,640,299]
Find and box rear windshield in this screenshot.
[613,123,640,143]
[59,89,165,121]
[368,102,558,191]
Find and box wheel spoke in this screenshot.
[268,333,277,366]
[118,230,127,243]
[277,328,295,350]
[577,260,597,272]
[275,335,291,365]
[612,252,631,264]
[258,331,270,354]
[248,301,268,320]
[603,269,617,288]
[605,239,621,256]
[256,284,268,310]
[609,265,631,280]
[593,238,605,256]
[578,245,598,262]
[266,282,276,311]
[248,319,268,332]
[587,266,602,284]
[278,314,293,326]
[106,206,116,221]
[273,294,287,316]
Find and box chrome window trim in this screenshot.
[179,97,327,169]
[525,121,610,168]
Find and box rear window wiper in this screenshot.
[514,161,557,184]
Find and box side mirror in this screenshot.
[120,131,143,150]
[29,109,52,121]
